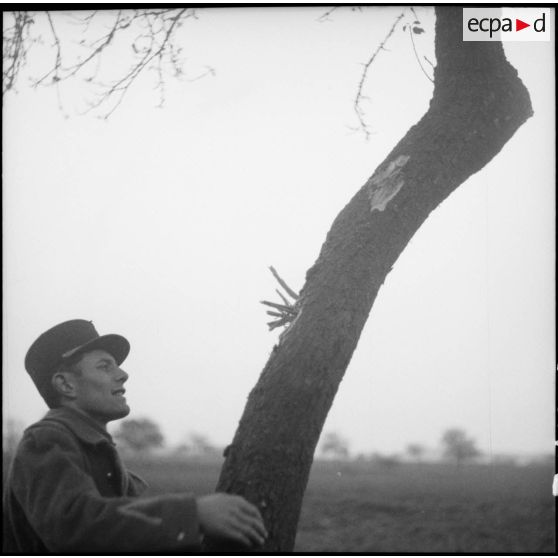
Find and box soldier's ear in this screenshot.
[51,372,77,399]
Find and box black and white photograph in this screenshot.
[2,5,555,553]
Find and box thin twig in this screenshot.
[4,9,199,118]
[275,289,290,307]
[81,8,190,118]
[317,6,340,22]
[408,27,434,83]
[62,12,125,80]
[268,317,291,331]
[33,11,63,86]
[3,12,34,94]
[423,55,434,69]
[260,301,298,315]
[185,66,216,82]
[353,11,406,139]
[269,266,299,300]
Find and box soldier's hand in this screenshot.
[196,493,267,548]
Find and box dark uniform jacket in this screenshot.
[2,407,201,554]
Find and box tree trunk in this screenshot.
[205,7,532,552]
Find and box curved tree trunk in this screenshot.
[205,7,532,552]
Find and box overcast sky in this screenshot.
[3,7,555,458]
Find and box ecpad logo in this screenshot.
[468,13,546,37]
[463,8,551,42]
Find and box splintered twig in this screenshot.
[266,310,283,318]
[276,289,290,307]
[267,317,291,331]
[269,266,299,301]
[261,266,300,331]
[260,300,298,315]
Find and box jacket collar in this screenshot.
[40,406,115,446]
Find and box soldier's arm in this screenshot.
[10,426,201,553]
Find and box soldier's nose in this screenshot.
[118,368,129,383]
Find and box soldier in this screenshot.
[3,319,267,553]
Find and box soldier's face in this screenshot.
[70,349,130,425]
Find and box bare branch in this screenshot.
[66,10,97,29]
[62,11,125,81]
[410,7,421,22]
[408,25,434,84]
[353,10,406,139]
[33,11,63,86]
[3,9,207,118]
[185,65,216,82]
[83,8,190,118]
[317,7,340,23]
[3,11,35,95]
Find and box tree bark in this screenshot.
[205,7,532,552]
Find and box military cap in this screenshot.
[24,319,130,406]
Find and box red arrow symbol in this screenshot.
[516,19,530,31]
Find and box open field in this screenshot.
[3,452,554,553]
[121,455,554,553]
[297,460,554,552]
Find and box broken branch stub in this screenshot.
[276,289,291,307]
[268,316,291,331]
[260,300,298,315]
[269,266,299,300]
[260,265,301,331]
[266,311,283,318]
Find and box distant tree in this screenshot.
[176,432,220,458]
[492,454,518,467]
[406,443,425,462]
[3,418,25,456]
[191,433,215,453]
[114,417,165,453]
[371,452,401,469]
[441,428,480,466]
[319,432,350,460]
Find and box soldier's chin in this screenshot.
[114,404,131,419]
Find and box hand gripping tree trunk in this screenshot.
[205,8,532,552]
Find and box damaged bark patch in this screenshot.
[367,154,410,212]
